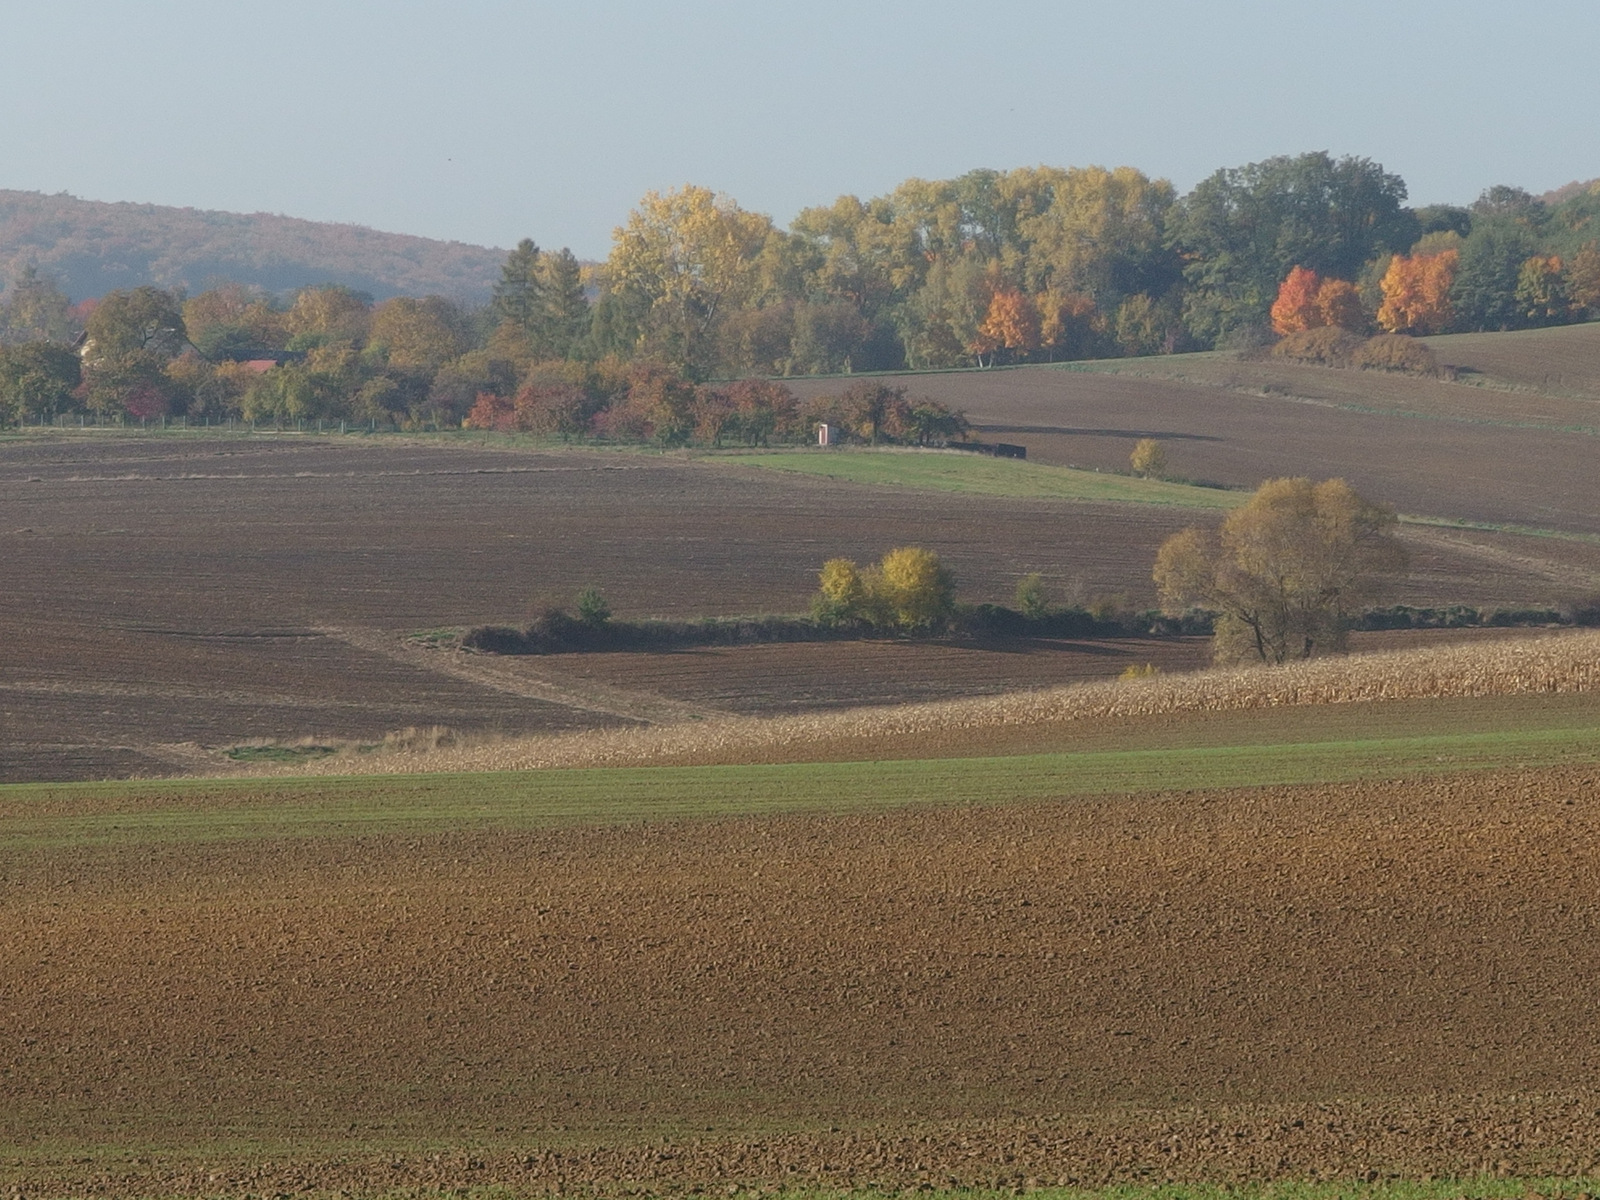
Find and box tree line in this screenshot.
[2,152,1598,430]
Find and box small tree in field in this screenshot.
[1153,477,1406,664]
[1130,438,1167,479]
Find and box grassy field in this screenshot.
[7,690,1600,847]
[724,447,1242,507]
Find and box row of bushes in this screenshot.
[459,598,1591,658]
[1267,328,1445,375]
[1354,603,1600,630]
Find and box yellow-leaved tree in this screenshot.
[811,547,955,632]
[1154,478,1407,664]
[604,186,775,372]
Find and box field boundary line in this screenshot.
[317,625,721,725]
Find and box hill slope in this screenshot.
[0,189,508,301]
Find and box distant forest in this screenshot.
[0,190,505,302]
[1,153,1598,438]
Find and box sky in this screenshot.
[2,0,1597,258]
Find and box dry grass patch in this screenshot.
[234,629,1600,775]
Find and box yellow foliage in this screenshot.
[1129,438,1167,479]
[876,547,956,630]
[1155,477,1406,665]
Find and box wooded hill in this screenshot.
[0,190,506,302]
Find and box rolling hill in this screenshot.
[0,189,509,302]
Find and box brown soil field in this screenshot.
[8,765,1600,1194]
[1425,321,1600,397]
[785,341,1600,533]
[5,434,1587,782]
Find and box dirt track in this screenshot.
[7,765,1600,1192]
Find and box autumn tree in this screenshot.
[1315,278,1365,331]
[604,185,774,373]
[1130,438,1167,478]
[369,296,470,371]
[1566,243,1600,314]
[1515,255,1568,325]
[285,285,371,347]
[1154,477,1407,664]
[183,284,285,359]
[1270,267,1322,335]
[81,286,188,415]
[974,286,1040,364]
[1376,250,1458,334]
[810,547,955,631]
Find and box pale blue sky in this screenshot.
[2,0,1596,257]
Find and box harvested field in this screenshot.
[9,764,1600,1194]
[1424,321,1600,397]
[260,629,1600,775]
[784,341,1600,533]
[6,434,1591,781]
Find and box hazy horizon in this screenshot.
[3,0,1597,259]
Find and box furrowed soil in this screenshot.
[8,765,1600,1194]
[784,337,1600,534]
[6,434,1591,781]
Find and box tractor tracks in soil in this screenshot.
[316,625,719,727]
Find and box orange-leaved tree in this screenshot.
[974,287,1040,364]
[1314,278,1365,331]
[1376,250,1458,335]
[1269,266,1323,335]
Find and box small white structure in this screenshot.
[817,422,833,447]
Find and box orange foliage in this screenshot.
[1270,266,1322,335]
[1314,279,1365,331]
[975,288,1041,356]
[1376,250,1458,335]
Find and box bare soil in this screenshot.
[1,435,1593,781]
[786,351,1600,533]
[7,765,1600,1193]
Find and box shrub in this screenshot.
[1129,438,1168,479]
[1014,573,1049,619]
[810,547,955,632]
[575,586,611,627]
[1351,334,1438,375]
[1270,326,1364,367]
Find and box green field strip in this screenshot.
[720,449,1243,507]
[3,724,1597,847]
[715,447,1600,547]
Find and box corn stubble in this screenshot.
[243,630,1600,776]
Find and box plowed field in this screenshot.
[7,764,1600,1194]
[784,338,1600,533]
[5,434,1587,782]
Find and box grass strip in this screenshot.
[722,448,1600,548]
[3,725,1598,847]
[722,449,1241,507]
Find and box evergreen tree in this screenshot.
[538,248,590,358]
[492,239,544,336]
